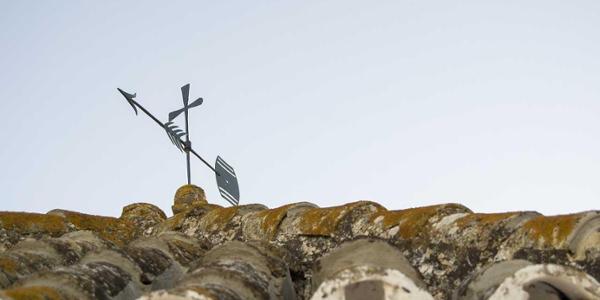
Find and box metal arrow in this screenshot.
[117,88,218,175]
[117,86,240,206]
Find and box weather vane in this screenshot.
[117,84,240,206]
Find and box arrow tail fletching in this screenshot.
[165,121,186,152]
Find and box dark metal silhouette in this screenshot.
[215,156,240,206]
[117,85,240,206]
[168,84,203,185]
[165,121,186,151]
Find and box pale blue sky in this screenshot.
[1,1,599,217]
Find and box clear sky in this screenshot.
[1,1,599,217]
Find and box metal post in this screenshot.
[184,106,191,185]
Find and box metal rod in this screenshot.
[184,103,191,185]
[186,150,191,184]
[190,148,219,175]
[129,98,219,175]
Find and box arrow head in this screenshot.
[117,88,138,115]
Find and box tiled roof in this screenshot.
[0,184,599,299]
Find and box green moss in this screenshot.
[0,212,67,237]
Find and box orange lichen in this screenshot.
[58,211,135,247]
[158,203,221,232]
[172,185,208,215]
[254,204,298,239]
[159,213,187,231]
[0,212,67,237]
[0,256,19,273]
[522,214,581,247]
[2,286,63,300]
[174,184,207,204]
[455,212,521,228]
[370,204,470,239]
[199,206,240,232]
[121,202,166,220]
[297,201,382,236]
[371,203,471,239]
